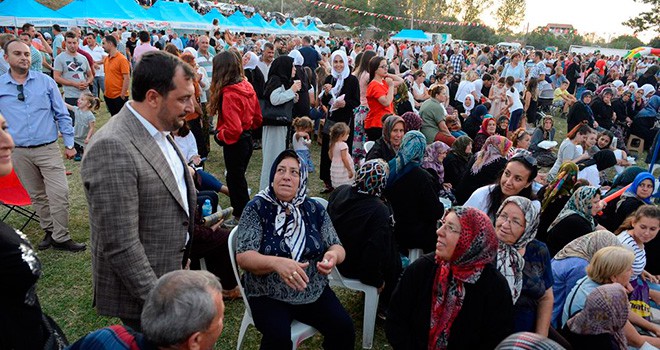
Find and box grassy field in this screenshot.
[6,103,653,349]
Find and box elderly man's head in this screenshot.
[141,270,225,350]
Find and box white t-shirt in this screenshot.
[83,45,107,77]
[174,132,198,163]
[464,184,541,218]
[455,80,475,104]
[507,87,523,112]
[578,165,600,186]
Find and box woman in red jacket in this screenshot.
[207,51,262,220]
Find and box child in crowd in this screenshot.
[292,117,315,172]
[615,205,660,320]
[329,122,354,188]
[505,76,524,131]
[553,80,577,116]
[64,92,99,161]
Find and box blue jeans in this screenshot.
[195,169,223,192]
[91,76,105,98]
[509,109,524,131]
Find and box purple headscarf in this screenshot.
[422,141,450,184]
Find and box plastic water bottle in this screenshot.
[202,199,212,217]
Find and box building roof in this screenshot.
[546,23,574,29]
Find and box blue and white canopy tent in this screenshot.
[227,10,261,33]
[58,0,154,29]
[147,1,210,30]
[0,0,75,27]
[203,8,240,32]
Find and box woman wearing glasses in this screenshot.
[494,197,556,340]
[386,206,513,349]
[463,151,539,223]
[365,56,403,142]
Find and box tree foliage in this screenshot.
[648,36,660,48]
[609,35,645,50]
[623,0,660,33]
[494,0,526,33]
[524,28,587,51]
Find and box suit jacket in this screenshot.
[81,105,196,319]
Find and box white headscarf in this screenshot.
[330,50,350,98]
[244,51,259,70]
[641,83,656,98]
[183,47,197,56]
[288,49,304,66]
[463,94,475,115]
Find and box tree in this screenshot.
[494,0,525,33]
[648,36,660,48]
[609,35,644,50]
[446,0,491,23]
[623,0,660,33]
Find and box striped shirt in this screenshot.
[618,231,645,280]
[195,51,214,79]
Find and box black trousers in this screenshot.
[65,97,78,125]
[105,96,127,116]
[222,133,252,218]
[189,117,209,159]
[249,286,355,350]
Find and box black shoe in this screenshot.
[52,239,86,252]
[320,187,334,194]
[38,232,53,250]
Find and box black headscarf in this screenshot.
[264,56,294,104]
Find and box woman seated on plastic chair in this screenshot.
[235,150,355,349]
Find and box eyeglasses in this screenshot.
[17,84,24,102]
[378,64,388,69]
[437,218,460,235]
[496,212,524,229]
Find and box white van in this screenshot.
[497,42,521,50]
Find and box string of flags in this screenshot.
[299,0,481,26]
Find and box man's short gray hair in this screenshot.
[141,270,223,347]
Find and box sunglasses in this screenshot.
[511,153,538,167]
[17,84,24,102]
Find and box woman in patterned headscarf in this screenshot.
[421,141,451,191]
[564,284,629,350]
[385,131,444,253]
[236,150,355,349]
[327,159,401,312]
[494,197,554,337]
[546,186,603,256]
[386,207,514,349]
[537,162,580,242]
[455,135,512,204]
[550,230,621,328]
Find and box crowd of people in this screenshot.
[1,18,660,350]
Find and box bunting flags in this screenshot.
[299,0,480,26]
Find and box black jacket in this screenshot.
[365,138,396,162]
[386,256,513,350]
[546,214,595,256]
[320,74,360,125]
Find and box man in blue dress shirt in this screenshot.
[0,39,85,252]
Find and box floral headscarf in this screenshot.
[352,159,389,197]
[567,284,629,350]
[429,207,497,349]
[554,230,620,260]
[451,135,473,162]
[255,150,308,261]
[387,131,426,187]
[471,135,512,174]
[495,196,539,303]
[547,186,599,232]
[401,111,423,132]
[541,162,579,212]
[422,141,451,184]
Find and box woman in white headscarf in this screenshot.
[288,49,311,119]
[318,50,361,192]
[243,51,265,98]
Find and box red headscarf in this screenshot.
[477,117,495,136]
[428,207,497,349]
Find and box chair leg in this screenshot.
[361,291,379,349]
[236,313,251,350]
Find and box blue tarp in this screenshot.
[268,19,284,33]
[390,29,431,42]
[0,0,74,26]
[280,19,297,35]
[147,1,209,30]
[305,22,329,37]
[248,13,276,34]
[58,0,150,22]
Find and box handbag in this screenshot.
[261,99,294,126]
[42,313,69,350]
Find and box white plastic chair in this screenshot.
[312,196,379,349]
[364,141,375,153]
[327,267,380,349]
[228,227,319,350]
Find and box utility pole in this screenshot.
[410,0,414,29]
[281,0,284,14]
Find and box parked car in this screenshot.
[324,23,351,31]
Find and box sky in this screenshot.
[479,0,657,43]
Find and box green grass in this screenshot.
[5,104,651,349]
